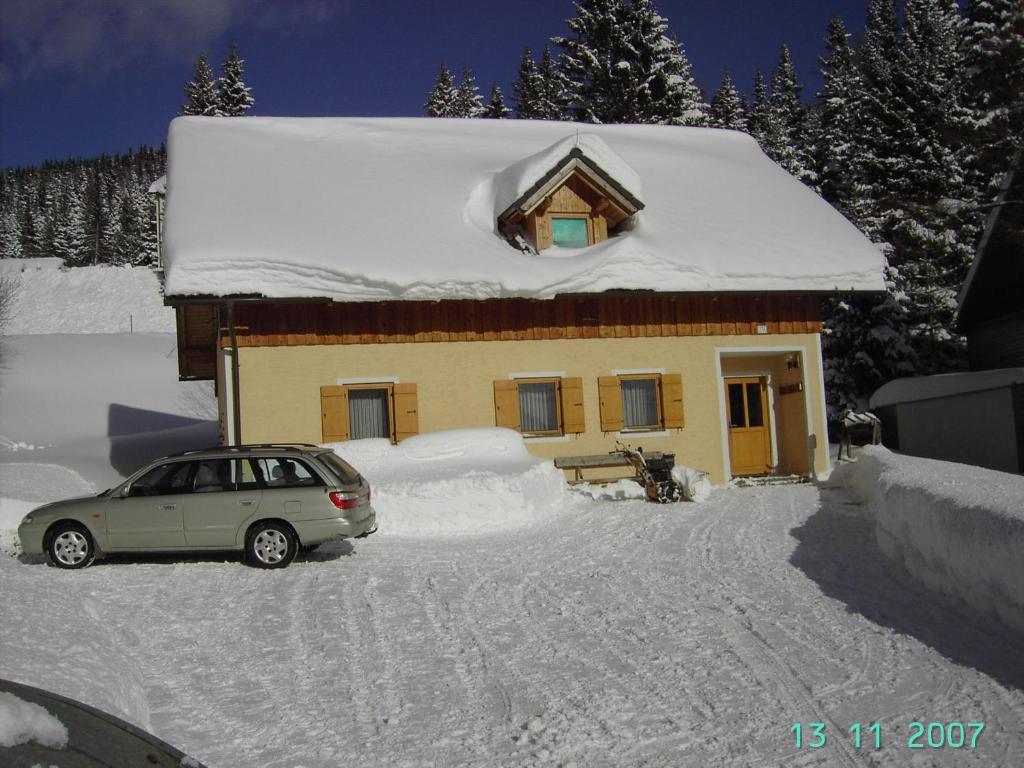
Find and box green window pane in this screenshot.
[551,218,589,248]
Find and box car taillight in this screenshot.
[328,491,359,510]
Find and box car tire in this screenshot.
[47,523,96,569]
[245,522,297,569]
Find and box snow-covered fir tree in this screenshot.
[217,43,255,117]
[425,64,461,117]
[813,16,865,220]
[747,69,790,166]
[535,46,571,120]
[181,54,221,116]
[767,44,814,183]
[881,0,978,374]
[455,67,485,118]
[512,48,545,119]
[483,84,512,119]
[0,148,165,267]
[552,0,707,125]
[708,71,746,131]
[961,0,1024,195]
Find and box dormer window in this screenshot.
[496,135,645,255]
[551,216,591,248]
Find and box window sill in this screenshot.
[616,428,671,439]
[523,434,572,444]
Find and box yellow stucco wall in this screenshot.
[234,333,829,485]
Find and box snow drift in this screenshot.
[326,428,572,536]
[830,446,1024,635]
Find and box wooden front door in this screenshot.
[725,377,772,476]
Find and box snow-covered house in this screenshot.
[161,117,884,484]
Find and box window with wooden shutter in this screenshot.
[393,383,419,442]
[493,380,521,430]
[598,376,624,432]
[496,377,585,437]
[600,373,684,432]
[322,381,418,443]
[560,377,585,434]
[320,386,350,442]
[661,373,684,429]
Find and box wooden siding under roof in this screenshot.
[216,293,821,347]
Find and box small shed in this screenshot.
[870,369,1024,474]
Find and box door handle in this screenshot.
[239,499,255,506]
[158,504,177,510]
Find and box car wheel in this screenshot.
[245,522,297,569]
[47,523,96,569]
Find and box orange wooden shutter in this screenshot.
[598,376,623,432]
[493,380,520,430]
[661,373,684,429]
[560,377,585,434]
[320,385,350,442]
[392,383,419,442]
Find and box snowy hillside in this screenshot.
[0,261,174,335]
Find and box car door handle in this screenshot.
[239,499,256,506]
[158,504,177,510]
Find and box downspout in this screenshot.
[225,300,243,446]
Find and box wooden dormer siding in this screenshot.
[523,170,631,251]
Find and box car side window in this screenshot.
[129,461,194,497]
[262,457,322,489]
[192,459,236,493]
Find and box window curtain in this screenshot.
[621,379,657,427]
[519,382,557,432]
[349,389,390,439]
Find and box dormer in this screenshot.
[495,135,645,253]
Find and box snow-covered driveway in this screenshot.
[3,483,1023,767]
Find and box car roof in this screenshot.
[162,444,328,461]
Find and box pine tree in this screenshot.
[217,43,255,117]
[961,0,1024,195]
[880,0,977,373]
[51,180,89,266]
[767,44,813,182]
[747,70,790,165]
[483,84,512,118]
[536,46,570,120]
[747,71,771,139]
[813,16,865,219]
[425,63,461,117]
[708,71,746,131]
[0,208,22,259]
[512,48,545,119]
[455,67,484,118]
[181,54,221,116]
[552,0,707,125]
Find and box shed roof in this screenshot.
[162,117,885,302]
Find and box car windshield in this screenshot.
[318,451,361,485]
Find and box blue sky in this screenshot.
[0,0,879,170]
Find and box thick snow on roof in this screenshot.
[163,117,885,301]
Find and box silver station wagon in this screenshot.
[18,444,376,569]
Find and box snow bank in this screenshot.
[327,428,572,536]
[830,446,1024,634]
[1,264,174,334]
[0,691,68,749]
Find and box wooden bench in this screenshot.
[554,451,671,485]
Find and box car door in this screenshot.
[183,458,262,547]
[106,460,190,549]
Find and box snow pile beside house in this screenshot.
[0,263,174,334]
[831,446,1024,634]
[327,428,573,536]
